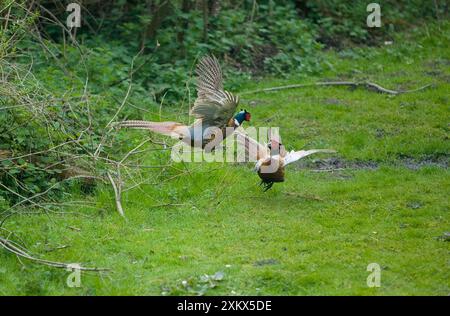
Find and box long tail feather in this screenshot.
[119,120,187,138]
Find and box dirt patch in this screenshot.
[254,259,279,266]
[324,98,348,106]
[295,158,379,171]
[423,58,450,69]
[435,232,450,242]
[294,156,448,171]
[424,70,443,77]
[406,201,423,209]
[401,157,448,170]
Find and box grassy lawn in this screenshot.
[0,23,448,295]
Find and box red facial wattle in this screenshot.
[245,113,251,121]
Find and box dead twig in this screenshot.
[45,245,70,252]
[0,235,108,272]
[107,172,125,218]
[67,226,81,232]
[240,81,433,96]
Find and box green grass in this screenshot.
[0,22,449,296]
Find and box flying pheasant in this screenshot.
[120,56,250,150]
[235,130,335,191]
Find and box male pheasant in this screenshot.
[120,56,250,150]
[235,130,335,191]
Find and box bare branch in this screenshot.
[0,233,109,272]
[107,172,125,218]
[240,81,433,96]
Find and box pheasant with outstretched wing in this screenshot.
[235,129,335,191]
[120,56,250,149]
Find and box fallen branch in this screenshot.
[240,81,433,96]
[0,234,109,272]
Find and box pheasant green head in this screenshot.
[234,109,251,125]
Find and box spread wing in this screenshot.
[190,55,239,127]
[284,149,336,166]
[234,130,269,162]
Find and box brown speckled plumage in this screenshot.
[235,130,335,191]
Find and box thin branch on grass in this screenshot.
[0,234,109,272]
[45,245,70,252]
[119,138,153,164]
[240,81,433,96]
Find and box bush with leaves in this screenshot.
[301,0,448,47]
[0,4,143,204]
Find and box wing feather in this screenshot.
[284,149,336,166]
[190,55,239,127]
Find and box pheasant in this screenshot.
[235,130,335,191]
[120,56,250,150]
